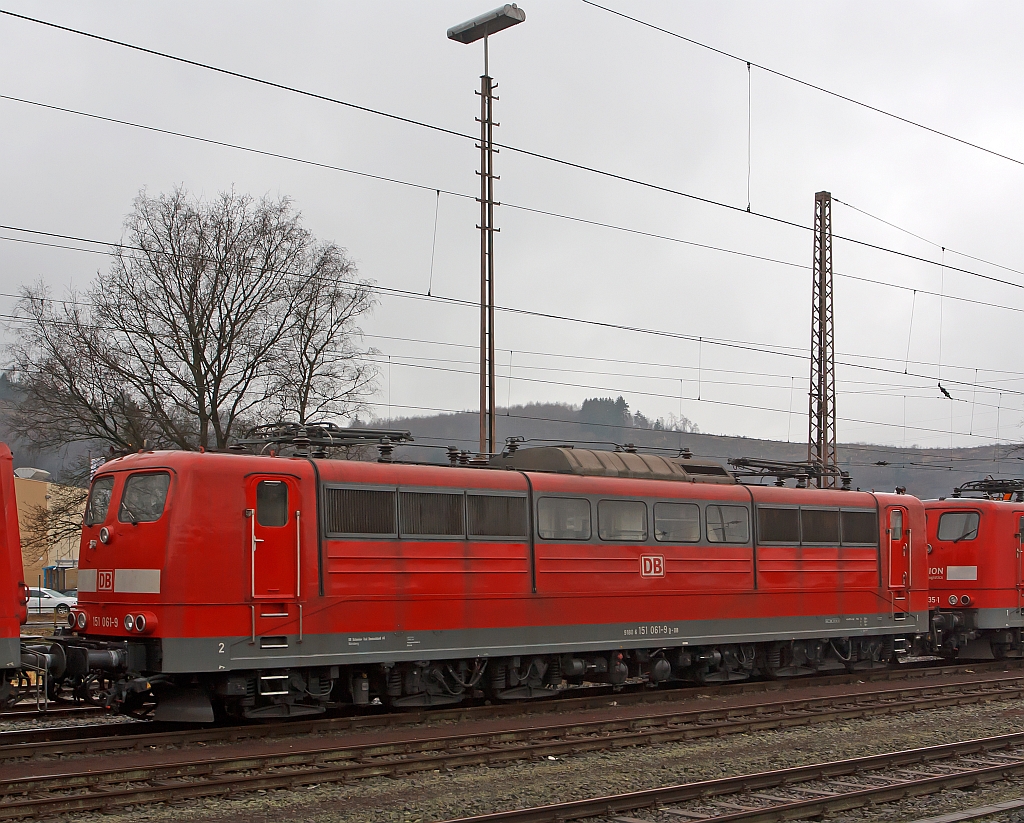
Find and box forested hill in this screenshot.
[370,399,1020,501]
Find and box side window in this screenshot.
[256,480,288,527]
[937,511,979,542]
[400,491,464,537]
[841,510,878,545]
[801,509,840,544]
[537,497,591,541]
[119,472,171,524]
[757,507,800,543]
[468,495,528,538]
[598,500,648,542]
[654,502,700,542]
[85,475,115,526]
[708,505,750,543]
[890,509,904,539]
[323,488,396,535]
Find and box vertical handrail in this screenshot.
[906,527,912,589]
[248,508,256,600]
[1018,526,1023,612]
[296,508,303,643]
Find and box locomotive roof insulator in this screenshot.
[728,457,851,488]
[231,422,413,458]
[951,477,1024,500]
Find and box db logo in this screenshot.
[97,570,114,591]
[640,555,665,578]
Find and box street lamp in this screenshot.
[448,4,526,455]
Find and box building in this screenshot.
[16,469,84,593]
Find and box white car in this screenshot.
[26,588,77,616]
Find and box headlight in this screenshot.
[135,613,147,633]
[124,614,134,631]
[99,527,111,544]
[67,613,77,628]
[76,612,87,629]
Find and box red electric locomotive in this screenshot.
[925,479,1024,659]
[57,438,928,721]
[1,443,30,703]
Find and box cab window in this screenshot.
[84,475,115,525]
[937,511,979,542]
[118,472,171,523]
[256,480,288,527]
[890,509,903,539]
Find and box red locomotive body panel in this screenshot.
[69,448,928,705]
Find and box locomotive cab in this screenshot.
[63,459,174,713]
[925,487,1024,659]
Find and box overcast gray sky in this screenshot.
[1,1,1022,450]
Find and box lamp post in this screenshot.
[448,4,526,455]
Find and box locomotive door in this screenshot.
[887,507,909,595]
[247,476,301,600]
[1016,515,1024,609]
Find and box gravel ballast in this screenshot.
[32,691,1024,823]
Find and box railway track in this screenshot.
[0,703,103,722]
[4,670,1024,819]
[0,658,1017,755]
[436,732,1024,823]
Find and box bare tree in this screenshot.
[8,187,377,452]
[270,242,377,423]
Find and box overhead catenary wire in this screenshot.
[2,11,1015,450]
[580,0,1024,169]
[3,221,1024,400]
[835,198,1024,281]
[352,349,1011,413]
[0,20,1022,291]
[4,91,1024,303]
[426,189,440,296]
[2,301,1014,414]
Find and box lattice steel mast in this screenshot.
[808,190,838,487]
